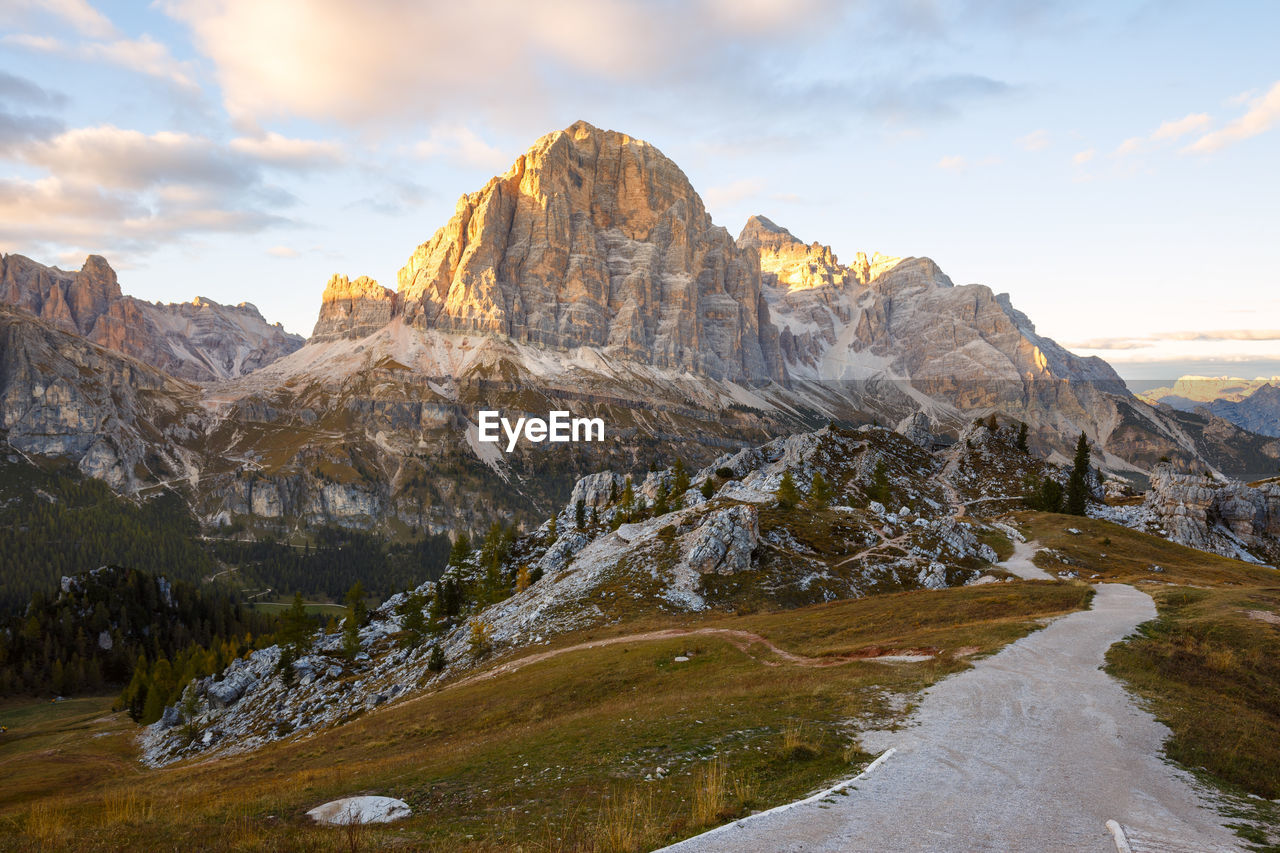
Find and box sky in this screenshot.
[1,0,1277,383]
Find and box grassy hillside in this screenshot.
[1,581,1088,852]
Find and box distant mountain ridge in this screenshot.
[1141,376,1280,438]
[0,253,303,382]
[1,121,1277,535]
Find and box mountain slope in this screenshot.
[0,305,203,491]
[0,253,303,382]
[2,121,1278,536]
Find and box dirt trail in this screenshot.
[442,627,932,695]
[659,581,1242,853]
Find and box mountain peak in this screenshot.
[738,215,802,250]
[383,123,782,381]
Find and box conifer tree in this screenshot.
[671,459,690,505]
[807,471,833,509]
[776,470,799,510]
[1016,422,1029,454]
[575,499,586,530]
[868,461,891,505]
[654,481,670,515]
[342,582,367,658]
[700,478,715,499]
[1066,432,1092,516]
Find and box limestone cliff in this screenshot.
[311,275,397,342]
[0,305,200,490]
[0,253,303,381]
[322,121,784,382]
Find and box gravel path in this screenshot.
[661,580,1241,852]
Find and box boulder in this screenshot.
[683,505,758,575]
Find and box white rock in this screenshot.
[306,796,411,825]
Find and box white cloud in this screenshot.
[1067,329,1280,349]
[230,132,345,169]
[17,126,251,189]
[1150,112,1210,141]
[935,154,999,173]
[703,178,766,209]
[82,35,197,89]
[1016,129,1050,151]
[157,0,899,130]
[412,126,508,170]
[267,245,299,258]
[0,122,344,260]
[1,0,117,39]
[0,175,281,258]
[1114,136,1143,156]
[0,33,63,51]
[1185,80,1280,153]
[3,32,197,89]
[1072,148,1096,165]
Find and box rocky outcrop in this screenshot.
[0,253,303,381]
[1140,464,1280,562]
[895,412,935,448]
[683,504,758,574]
[310,275,397,341]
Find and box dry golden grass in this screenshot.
[0,581,1093,851]
[691,757,728,827]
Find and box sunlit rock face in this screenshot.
[0,253,303,381]
[382,121,784,382]
[311,274,397,342]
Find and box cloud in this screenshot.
[1072,148,1095,165]
[1185,80,1280,153]
[0,70,69,108]
[230,132,345,169]
[347,177,431,216]
[1016,129,1050,151]
[1114,136,1143,156]
[267,245,299,258]
[1,0,117,39]
[0,175,283,258]
[0,109,64,149]
[1111,111,1215,158]
[935,154,1000,173]
[866,74,1013,123]
[1167,329,1280,342]
[17,126,256,189]
[1065,337,1154,350]
[1068,329,1280,349]
[0,122,348,261]
[1150,112,1210,141]
[3,32,197,89]
[159,0,1007,131]
[703,178,765,209]
[412,125,508,170]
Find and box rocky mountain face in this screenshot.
[738,214,1174,471]
[0,253,303,382]
[0,306,201,491]
[325,121,783,382]
[2,121,1278,537]
[1198,384,1280,438]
